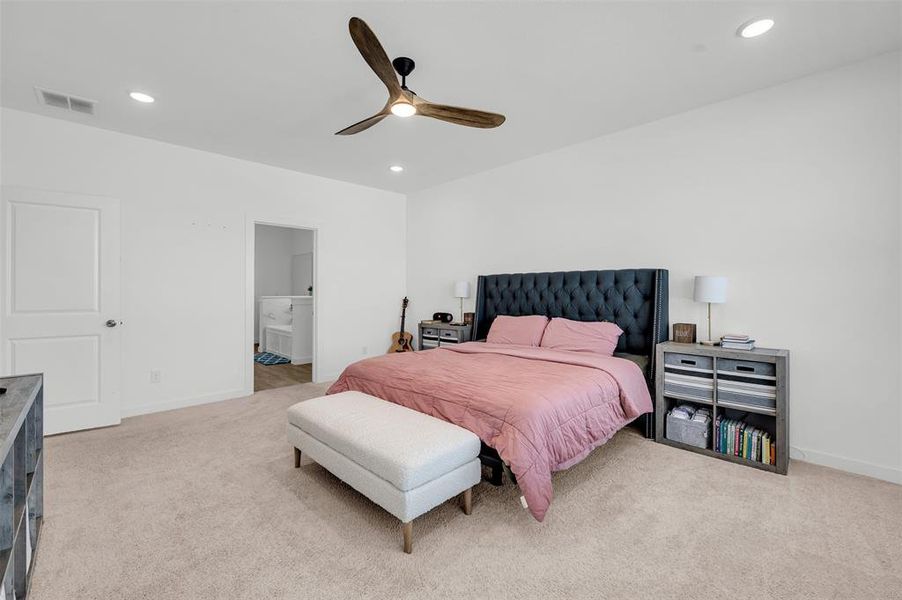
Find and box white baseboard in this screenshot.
[790,445,901,485]
[314,372,339,385]
[291,355,312,365]
[121,388,248,419]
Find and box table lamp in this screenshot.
[453,281,470,324]
[693,276,727,345]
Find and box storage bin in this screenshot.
[716,358,776,378]
[666,411,710,449]
[716,383,776,410]
[716,358,777,411]
[663,352,714,402]
[664,353,713,371]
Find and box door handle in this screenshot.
[105,319,119,328]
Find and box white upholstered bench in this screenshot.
[287,391,481,553]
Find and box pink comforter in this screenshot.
[326,342,652,521]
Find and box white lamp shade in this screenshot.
[694,276,728,304]
[453,281,471,299]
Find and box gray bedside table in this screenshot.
[418,322,472,350]
[655,341,790,475]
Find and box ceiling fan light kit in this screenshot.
[390,102,416,117]
[335,17,506,135]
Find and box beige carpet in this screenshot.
[31,383,902,600]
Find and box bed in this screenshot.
[328,269,669,521]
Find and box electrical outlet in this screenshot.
[150,369,162,384]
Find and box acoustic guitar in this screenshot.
[389,297,415,353]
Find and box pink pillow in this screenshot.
[486,315,549,346]
[539,318,623,356]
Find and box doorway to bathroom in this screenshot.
[247,222,317,392]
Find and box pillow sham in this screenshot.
[486,315,549,347]
[539,318,623,356]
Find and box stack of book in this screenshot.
[720,334,755,350]
[714,416,775,465]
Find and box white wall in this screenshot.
[291,229,314,256]
[254,224,311,298]
[1,108,406,415]
[253,224,313,341]
[407,53,902,483]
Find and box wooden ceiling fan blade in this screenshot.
[335,112,388,135]
[348,17,402,98]
[416,102,506,129]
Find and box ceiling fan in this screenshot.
[336,17,506,135]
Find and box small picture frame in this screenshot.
[673,323,697,344]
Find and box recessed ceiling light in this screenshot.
[389,165,404,173]
[390,102,416,118]
[128,91,155,103]
[738,18,774,39]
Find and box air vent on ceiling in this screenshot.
[34,87,97,115]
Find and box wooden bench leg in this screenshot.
[401,521,413,554]
[294,447,301,468]
[461,488,472,515]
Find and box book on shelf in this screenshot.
[720,333,756,350]
[721,339,756,350]
[714,415,775,465]
[722,333,750,342]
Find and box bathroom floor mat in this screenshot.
[254,352,290,366]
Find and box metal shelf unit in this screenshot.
[0,374,43,599]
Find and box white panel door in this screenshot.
[1,187,121,434]
[291,252,313,295]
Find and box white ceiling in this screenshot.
[2,1,899,193]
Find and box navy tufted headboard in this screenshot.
[472,269,668,440]
[473,268,669,380]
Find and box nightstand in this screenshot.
[418,322,472,350]
[655,342,790,474]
